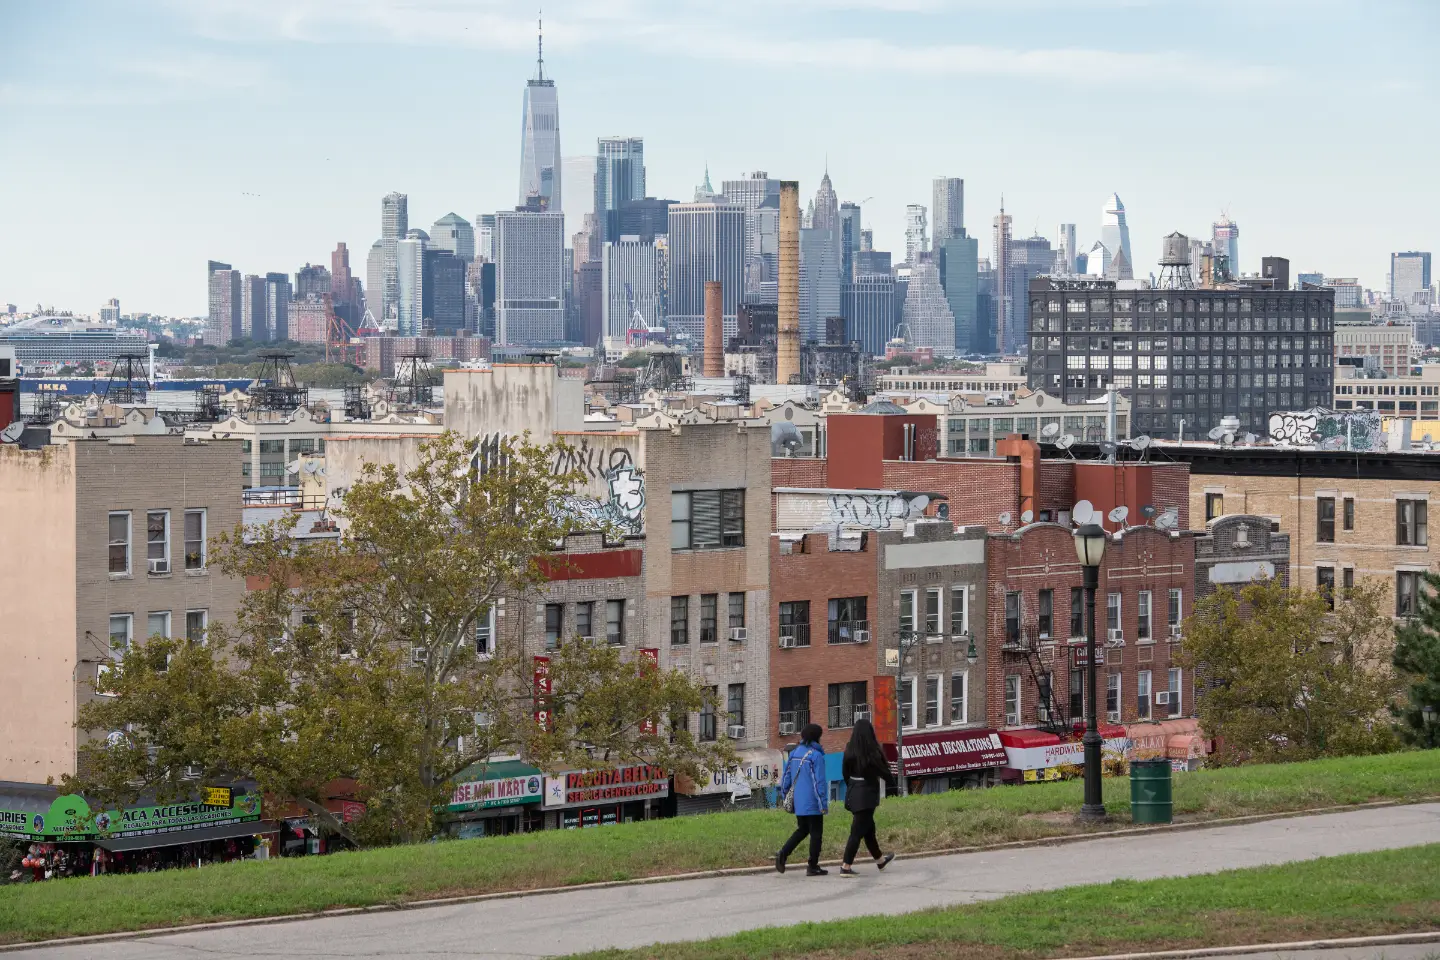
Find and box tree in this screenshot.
[1392,571,1440,748]
[1176,578,1401,765]
[66,431,734,844]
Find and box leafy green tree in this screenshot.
[66,431,734,844]
[1177,578,1401,765]
[1392,572,1440,748]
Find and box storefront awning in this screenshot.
[94,819,278,852]
[1000,728,1130,771]
[1126,719,1203,759]
[448,760,545,812]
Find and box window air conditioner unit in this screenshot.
[410,646,429,665]
[182,764,203,780]
[729,626,748,642]
[777,721,797,735]
[727,724,746,739]
[148,558,170,575]
[1154,691,1171,705]
[1169,624,1183,639]
[1106,711,1120,723]
[854,630,871,644]
[1107,628,1124,642]
[455,735,470,756]
[853,705,872,722]
[779,634,799,649]
[576,634,594,643]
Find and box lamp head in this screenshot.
[1073,522,1108,568]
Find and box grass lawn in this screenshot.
[567,844,1440,960]
[0,751,1435,945]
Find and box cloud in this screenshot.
[0,52,270,107]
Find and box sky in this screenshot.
[1,0,1436,318]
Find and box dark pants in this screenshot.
[843,807,882,864]
[778,814,824,868]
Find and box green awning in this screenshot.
[446,761,545,812]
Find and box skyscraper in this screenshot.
[423,248,466,334]
[294,263,331,300]
[905,205,928,264]
[1211,214,1239,278]
[365,241,384,328]
[932,178,964,243]
[937,232,979,354]
[843,273,896,356]
[430,213,476,262]
[205,260,241,346]
[1391,251,1432,305]
[902,257,956,355]
[594,137,645,244]
[839,202,862,282]
[241,274,266,341]
[992,202,1012,354]
[264,272,291,342]
[720,171,781,297]
[601,238,662,343]
[799,223,842,344]
[380,191,408,325]
[561,155,597,235]
[330,242,360,339]
[667,202,745,350]
[518,22,561,211]
[475,215,497,263]
[811,171,839,232]
[1057,223,1077,273]
[396,233,425,336]
[1100,194,1133,281]
[496,210,565,345]
[1005,236,1053,354]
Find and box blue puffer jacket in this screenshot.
[779,742,828,816]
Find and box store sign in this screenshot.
[0,791,259,841]
[1072,645,1105,667]
[450,774,544,811]
[533,656,552,731]
[544,764,669,809]
[885,729,1008,776]
[686,750,782,796]
[0,796,91,841]
[1004,736,1130,771]
[202,786,233,808]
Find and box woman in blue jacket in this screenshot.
[775,723,829,876]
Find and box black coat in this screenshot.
[842,752,898,812]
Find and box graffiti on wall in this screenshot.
[553,444,646,536]
[1269,409,1384,451]
[825,491,931,530]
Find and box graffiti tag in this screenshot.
[825,492,930,530]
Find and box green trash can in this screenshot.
[1130,758,1173,824]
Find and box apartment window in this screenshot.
[473,606,494,657]
[1137,591,1152,641]
[185,610,208,645]
[900,676,916,729]
[109,614,132,659]
[1137,670,1152,721]
[827,597,868,643]
[1397,499,1428,546]
[828,681,866,730]
[728,592,745,629]
[1167,668,1182,718]
[699,594,718,643]
[924,588,942,634]
[1317,496,1335,543]
[544,603,563,650]
[1342,497,1355,531]
[1037,672,1054,724]
[1106,592,1121,635]
[146,611,171,640]
[670,596,689,644]
[258,439,285,454]
[1167,589,1182,631]
[1069,669,1084,721]
[670,489,745,550]
[1004,591,1020,643]
[1396,571,1423,617]
[921,675,940,727]
[1342,567,1355,594]
[108,512,131,575]
[1106,673,1120,722]
[606,599,625,645]
[950,672,968,724]
[779,601,810,646]
[575,601,594,640]
[1205,492,1223,521]
[146,510,170,574]
[779,686,810,732]
[183,509,206,570]
[1038,589,1053,639]
[949,586,968,635]
[699,688,717,742]
[1070,586,1084,637]
[1317,566,1336,609]
[899,589,917,634]
[727,683,745,733]
[1004,675,1021,726]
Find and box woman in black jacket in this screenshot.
[839,717,897,876]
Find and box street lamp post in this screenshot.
[894,628,978,798]
[1073,523,1108,823]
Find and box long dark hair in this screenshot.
[843,717,886,777]
[799,722,824,746]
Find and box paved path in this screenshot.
[25,804,1440,960]
[1173,946,1440,960]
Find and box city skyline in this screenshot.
[2,0,1436,315]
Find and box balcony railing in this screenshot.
[778,623,812,648]
[828,702,870,730]
[827,619,870,644]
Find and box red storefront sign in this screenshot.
[882,729,1008,776]
[638,648,659,735]
[1072,644,1105,667]
[533,656,552,731]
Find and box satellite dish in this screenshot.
[997,512,1012,526]
[1242,433,1256,445]
[1041,422,1061,438]
[1131,435,1152,451]
[0,422,24,444]
[1099,440,1118,458]
[1021,509,1034,524]
[1156,509,1179,530]
[1109,505,1129,524]
[286,459,302,474]
[1207,425,1226,441]
[1056,434,1076,451]
[936,503,950,520]
[1073,500,1095,524]
[1425,434,1434,444]
[1141,504,1157,519]
[1222,432,1235,445]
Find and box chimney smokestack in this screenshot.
[777,180,801,385]
[703,280,723,378]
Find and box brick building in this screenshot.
[1194,514,1292,601]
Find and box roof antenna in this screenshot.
[536,10,545,82]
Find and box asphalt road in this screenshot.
[24,803,1440,960]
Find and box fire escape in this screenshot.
[1001,618,1069,735]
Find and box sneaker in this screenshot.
[838,865,858,877]
[876,853,895,870]
[774,852,786,874]
[806,866,829,876]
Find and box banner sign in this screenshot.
[450,774,544,811]
[533,655,552,731]
[883,729,1008,776]
[543,765,669,809]
[0,791,260,841]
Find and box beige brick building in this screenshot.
[0,436,245,782]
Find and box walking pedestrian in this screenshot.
[775,723,829,876]
[839,717,897,876]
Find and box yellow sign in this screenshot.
[202,786,233,808]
